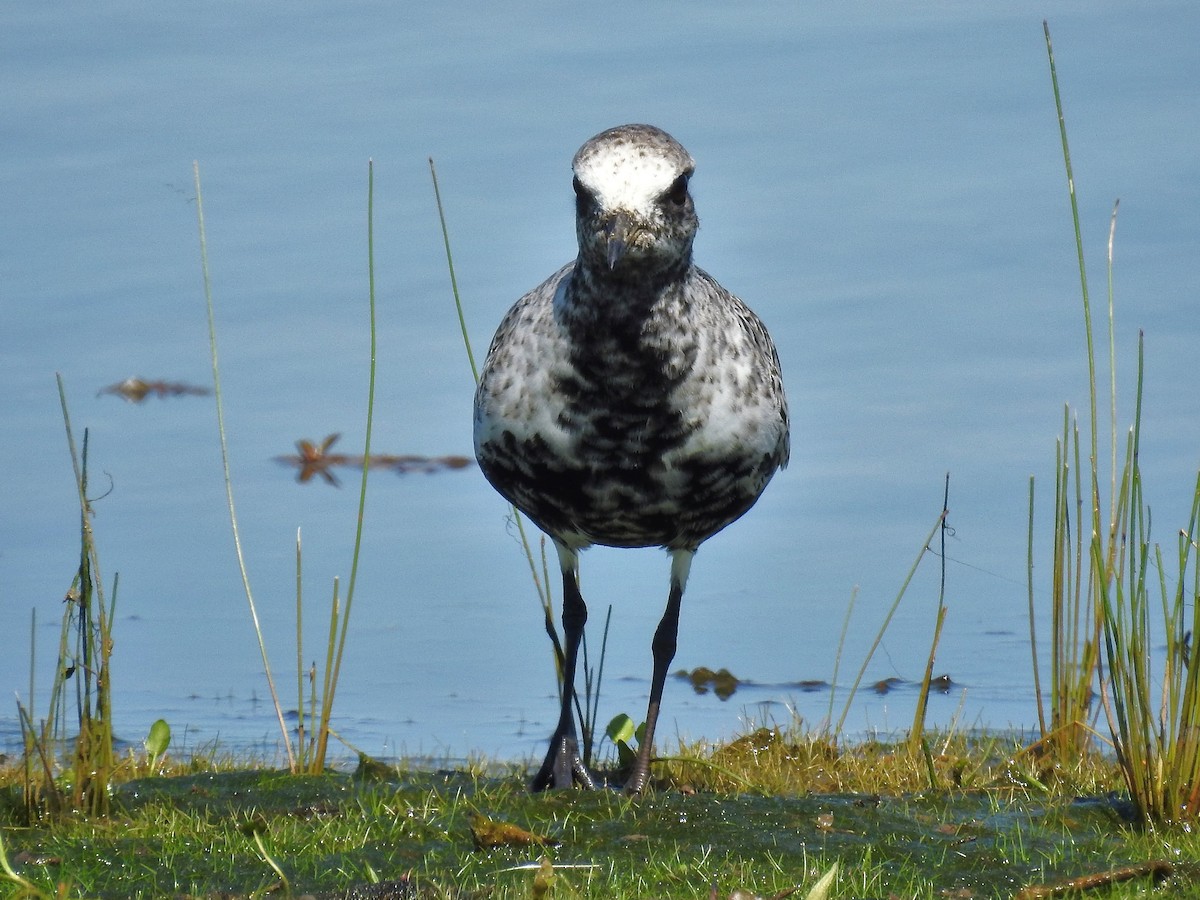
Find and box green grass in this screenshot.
[0,733,1188,899]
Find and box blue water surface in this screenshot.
[2,2,1199,764]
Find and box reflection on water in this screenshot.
[97,378,212,403]
[2,3,1198,763]
[274,433,472,486]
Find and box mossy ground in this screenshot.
[1,729,1193,899]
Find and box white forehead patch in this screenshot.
[573,125,694,214]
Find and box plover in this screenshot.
[473,124,790,794]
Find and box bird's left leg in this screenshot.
[625,548,694,795]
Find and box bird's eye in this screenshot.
[573,176,594,216]
[664,173,691,207]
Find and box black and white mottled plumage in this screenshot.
[473,124,789,794]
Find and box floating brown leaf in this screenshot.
[469,812,555,851]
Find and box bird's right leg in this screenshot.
[625,549,694,795]
[531,544,597,790]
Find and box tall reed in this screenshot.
[192,163,294,770]
[1037,21,1200,825]
[16,380,118,818]
[1028,22,1104,759]
[909,474,951,753]
[1095,340,1200,824]
[192,160,378,773]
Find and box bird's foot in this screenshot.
[622,767,651,796]
[531,734,598,791]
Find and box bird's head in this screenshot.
[571,124,698,281]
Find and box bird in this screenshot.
[473,123,789,794]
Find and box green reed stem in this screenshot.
[1027,476,1047,736]
[1044,21,1098,475]
[911,474,951,748]
[835,509,947,738]
[313,159,379,769]
[192,162,294,770]
[295,529,306,767]
[430,157,479,382]
[428,157,562,680]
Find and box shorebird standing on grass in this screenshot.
[473,124,790,794]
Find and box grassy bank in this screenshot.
[1,729,1190,899]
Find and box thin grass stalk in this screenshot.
[192,162,295,770]
[429,156,550,618]
[15,700,61,818]
[579,605,613,766]
[1154,539,1175,791]
[1070,414,1087,713]
[1047,412,1097,754]
[1096,424,1138,777]
[1046,419,1067,746]
[1178,487,1200,814]
[1028,476,1047,736]
[911,608,947,748]
[23,610,36,815]
[1106,201,1120,520]
[1091,333,1196,822]
[824,586,858,735]
[45,567,74,754]
[534,537,567,695]
[1044,20,1098,468]
[19,592,75,817]
[430,157,478,382]
[315,578,342,771]
[1100,466,1152,809]
[307,660,318,764]
[55,382,115,815]
[56,377,110,633]
[1077,416,1100,738]
[534,539,568,688]
[429,159,574,705]
[911,474,951,747]
[295,529,306,768]
[314,159,379,769]
[1157,539,1177,761]
[1040,22,1110,759]
[1095,459,1126,770]
[1126,349,1163,817]
[82,571,116,816]
[834,510,946,737]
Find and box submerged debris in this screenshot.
[929,673,954,692]
[1014,859,1174,898]
[469,812,556,851]
[678,666,740,699]
[790,679,829,692]
[872,677,904,695]
[274,434,473,486]
[97,377,211,402]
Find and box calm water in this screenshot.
[3,3,1199,765]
